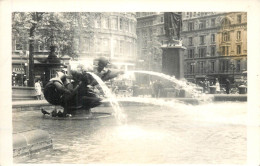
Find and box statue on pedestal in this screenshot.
[164,12,182,47]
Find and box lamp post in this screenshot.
[191,62,195,83]
[19,51,24,86]
[229,63,236,83]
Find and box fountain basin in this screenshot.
[13,129,53,159]
[213,94,247,102]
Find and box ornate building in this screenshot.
[73,12,137,72]
[136,12,166,84]
[181,12,247,84]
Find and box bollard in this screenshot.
[13,129,53,158]
[209,86,216,94]
[238,85,247,94]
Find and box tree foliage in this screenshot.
[12,12,100,58]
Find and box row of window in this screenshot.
[188,34,216,46]
[185,12,215,18]
[187,44,242,58]
[187,46,215,58]
[187,31,242,47]
[187,18,216,31]
[187,15,242,31]
[136,12,157,18]
[93,16,136,33]
[79,38,136,57]
[186,60,242,74]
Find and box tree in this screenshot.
[12,12,44,87]
[147,28,163,73]
[12,12,99,86]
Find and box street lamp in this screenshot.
[229,63,236,83]
[19,50,24,86]
[191,62,195,83]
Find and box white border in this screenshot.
[1,0,260,165]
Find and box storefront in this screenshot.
[12,64,27,86]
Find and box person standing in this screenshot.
[215,78,220,94]
[35,79,42,100]
[225,78,231,94]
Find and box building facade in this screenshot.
[181,12,247,84]
[73,12,137,72]
[136,12,167,84]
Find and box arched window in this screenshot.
[222,18,231,27]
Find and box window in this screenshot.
[237,45,241,54]
[237,31,241,40]
[95,38,101,52]
[102,17,109,29]
[119,40,124,54]
[186,12,189,18]
[95,17,101,28]
[15,40,23,51]
[113,39,119,54]
[236,60,241,72]
[188,49,194,58]
[198,61,205,74]
[237,15,242,23]
[222,32,230,42]
[200,36,205,45]
[82,38,90,53]
[199,20,206,29]
[125,21,129,32]
[119,18,123,30]
[161,16,164,22]
[111,17,118,30]
[211,61,215,73]
[198,47,206,58]
[219,60,229,73]
[211,18,216,27]
[211,34,215,43]
[222,18,231,27]
[102,38,109,52]
[221,46,229,56]
[160,27,164,34]
[189,12,192,18]
[187,62,195,74]
[210,46,215,56]
[188,22,194,31]
[188,37,193,46]
[143,39,147,48]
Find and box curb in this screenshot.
[13,129,53,159]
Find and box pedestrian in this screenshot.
[24,79,28,87]
[157,80,163,98]
[34,79,42,100]
[225,78,231,94]
[205,78,210,93]
[215,78,220,94]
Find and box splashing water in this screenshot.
[126,70,212,102]
[87,72,127,124]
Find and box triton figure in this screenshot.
[42,57,124,117]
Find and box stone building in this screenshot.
[73,12,137,72]
[136,12,166,84]
[181,12,247,84]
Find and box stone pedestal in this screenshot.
[161,45,186,79]
[209,86,217,94]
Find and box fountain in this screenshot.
[13,58,246,164]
